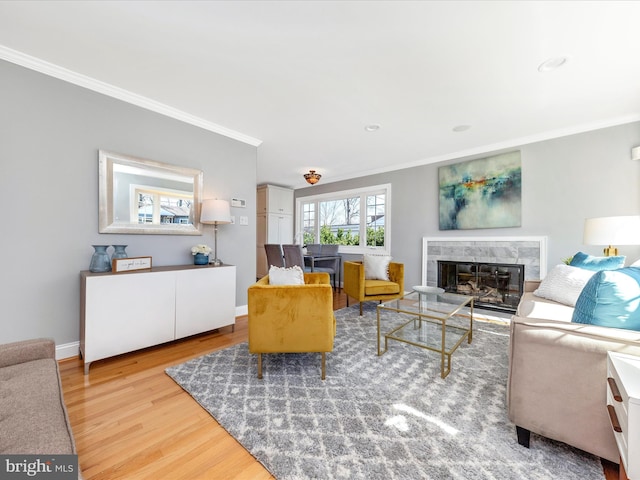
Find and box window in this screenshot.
[133,187,193,225]
[296,184,391,254]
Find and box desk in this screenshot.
[304,253,342,290]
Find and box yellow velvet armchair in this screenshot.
[343,261,405,315]
[248,272,336,379]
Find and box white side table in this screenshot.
[607,351,640,480]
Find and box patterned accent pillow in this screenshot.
[533,264,596,306]
[364,254,392,281]
[268,265,304,285]
[572,267,640,331]
[569,251,625,271]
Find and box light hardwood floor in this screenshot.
[59,291,618,479]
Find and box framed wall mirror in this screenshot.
[98,150,204,235]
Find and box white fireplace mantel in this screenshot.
[421,236,548,287]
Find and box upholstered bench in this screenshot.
[0,339,78,456]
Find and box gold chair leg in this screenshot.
[321,352,326,380]
[257,353,263,379]
[359,303,363,316]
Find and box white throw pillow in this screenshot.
[268,265,304,285]
[533,264,596,306]
[364,254,392,281]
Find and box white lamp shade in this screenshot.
[200,199,231,224]
[583,215,640,246]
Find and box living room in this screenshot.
[1,1,639,479]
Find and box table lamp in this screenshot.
[200,199,232,266]
[583,215,640,256]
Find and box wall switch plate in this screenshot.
[231,198,247,208]
[239,216,249,226]
[229,215,236,225]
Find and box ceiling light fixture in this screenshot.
[304,170,321,185]
[364,124,381,132]
[537,56,568,72]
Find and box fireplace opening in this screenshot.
[437,261,524,313]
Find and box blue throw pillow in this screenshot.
[572,267,640,331]
[569,251,625,271]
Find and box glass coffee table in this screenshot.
[377,290,473,378]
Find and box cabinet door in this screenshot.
[267,213,293,244]
[277,214,294,244]
[175,266,236,338]
[83,271,175,364]
[256,213,267,246]
[270,187,294,215]
[257,187,267,213]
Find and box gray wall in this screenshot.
[296,121,640,289]
[0,60,257,347]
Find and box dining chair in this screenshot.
[283,244,337,289]
[303,244,322,270]
[315,244,341,290]
[282,244,312,272]
[306,244,322,254]
[264,244,285,268]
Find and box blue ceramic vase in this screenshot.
[112,245,128,260]
[194,253,209,265]
[90,245,112,272]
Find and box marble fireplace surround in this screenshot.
[421,236,548,288]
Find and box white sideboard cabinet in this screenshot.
[80,264,236,374]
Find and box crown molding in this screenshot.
[0,45,263,147]
[321,113,640,186]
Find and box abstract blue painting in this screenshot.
[439,151,521,230]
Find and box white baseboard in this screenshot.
[56,341,80,360]
[236,305,248,317]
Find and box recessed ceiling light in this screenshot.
[537,56,568,72]
[452,125,471,132]
[364,124,381,132]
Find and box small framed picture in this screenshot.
[112,256,152,273]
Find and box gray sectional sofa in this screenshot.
[0,338,77,456]
[507,280,640,462]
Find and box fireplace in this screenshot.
[438,261,524,313]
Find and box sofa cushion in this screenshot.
[364,254,392,281]
[364,279,400,296]
[569,251,626,271]
[533,264,596,306]
[268,265,305,285]
[572,267,640,331]
[0,359,75,454]
[517,292,575,322]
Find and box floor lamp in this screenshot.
[200,199,232,266]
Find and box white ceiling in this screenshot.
[1,1,639,189]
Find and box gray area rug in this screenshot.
[166,304,603,479]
